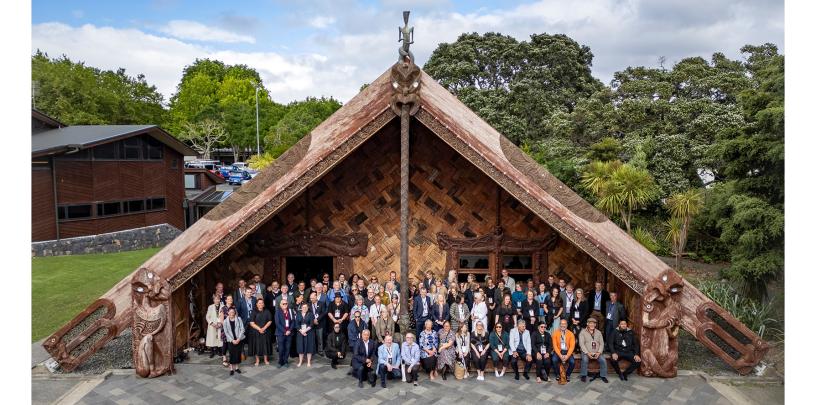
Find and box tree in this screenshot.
[168,59,286,159]
[581,161,657,233]
[178,119,228,160]
[31,51,166,125]
[664,189,705,271]
[424,32,604,145]
[264,97,341,158]
[586,137,623,162]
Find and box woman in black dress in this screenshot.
[249,298,272,366]
[495,294,517,333]
[222,307,245,375]
[295,303,316,367]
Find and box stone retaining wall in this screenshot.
[32,224,181,257]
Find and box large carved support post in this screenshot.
[390,11,420,334]
[399,103,410,325]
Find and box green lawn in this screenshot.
[31,247,160,342]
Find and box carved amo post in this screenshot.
[638,269,684,378]
[392,10,420,335]
[131,267,174,378]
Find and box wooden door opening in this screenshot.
[285,256,333,284]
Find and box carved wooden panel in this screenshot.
[250,231,368,257]
[42,298,120,372]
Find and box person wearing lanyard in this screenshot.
[450,293,469,333]
[536,283,548,324]
[401,332,422,386]
[531,321,553,382]
[605,291,627,347]
[470,321,490,381]
[369,294,385,333]
[223,307,245,376]
[432,293,450,332]
[274,300,294,368]
[418,320,439,380]
[377,334,401,388]
[521,290,540,332]
[348,311,367,352]
[587,281,609,333]
[455,323,472,380]
[551,319,576,381]
[579,318,608,383]
[607,319,642,380]
[309,292,327,356]
[508,320,533,381]
[561,283,575,322]
[413,287,432,338]
[489,323,510,377]
[325,322,347,369]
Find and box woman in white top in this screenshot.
[205,294,223,358]
[471,292,488,332]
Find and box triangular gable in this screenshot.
[45,63,768,375]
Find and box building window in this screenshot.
[96,202,122,216]
[120,137,143,160]
[502,255,533,270]
[458,254,490,270]
[184,174,198,189]
[93,143,119,159]
[171,158,178,168]
[146,197,166,211]
[57,204,93,220]
[145,136,164,160]
[124,199,144,213]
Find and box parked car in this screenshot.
[227,170,252,185]
[217,166,233,179]
[232,162,247,171]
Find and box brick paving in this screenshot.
[71,352,734,404]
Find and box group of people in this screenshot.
[203,270,644,385]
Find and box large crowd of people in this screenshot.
[204,269,643,387]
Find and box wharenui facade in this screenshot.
[43,15,768,378]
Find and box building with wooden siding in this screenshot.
[45,61,768,377]
[184,168,233,227]
[31,110,197,241]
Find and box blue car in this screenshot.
[227,170,252,185]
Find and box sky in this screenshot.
[31,0,784,105]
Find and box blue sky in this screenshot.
[32,0,784,104]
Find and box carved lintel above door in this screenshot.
[250,231,369,257]
[436,226,557,253]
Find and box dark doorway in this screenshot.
[285,256,333,284]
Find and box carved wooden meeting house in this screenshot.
[44,26,769,379]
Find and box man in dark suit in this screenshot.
[587,281,609,333]
[422,272,435,291]
[232,279,247,306]
[236,287,254,326]
[412,287,432,338]
[605,291,627,347]
[309,291,327,355]
[352,329,378,388]
[285,273,297,294]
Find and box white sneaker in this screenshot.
[479,375,484,381]
[476,375,481,381]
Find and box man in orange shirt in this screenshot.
[551,319,576,381]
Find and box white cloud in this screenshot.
[307,16,336,29]
[159,20,256,44]
[31,22,357,104]
[31,0,783,108]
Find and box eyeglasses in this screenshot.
[495,326,502,329]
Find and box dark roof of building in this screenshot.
[32,125,197,157]
[189,186,234,205]
[184,168,226,185]
[31,109,66,128]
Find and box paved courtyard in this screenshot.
[54,353,754,405]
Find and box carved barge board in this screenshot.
[45,64,768,375]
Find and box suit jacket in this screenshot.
[222,317,246,342]
[412,295,432,320]
[232,288,246,308]
[605,301,627,326]
[607,328,639,355]
[587,290,610,313]
[423,277,435,291]
[274,308,296,336]
[237,297,254,325]
[374,317,395,343]
[348,319,367,348]
[431,302,450,323]
[352,339,377,370]
[326,331,348,354]
[531,330,553,355]
[309,301,327,328]
[560,290,575,315]
[508,328,532,355]
[254,282,266,297]
[378,342,401,368]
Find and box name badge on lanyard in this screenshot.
[622,339,627,347]
[540,345,547,354]
[560,341,567,351]
[517,302,522,308]
[335,310,341,318]
[477,344,483,352]
[285,319,289,328]
[574,310,580,318]
[529,309,534,317]
[607,312,613,320]
[497,344,503,352]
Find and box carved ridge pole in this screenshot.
[392,11,420,335]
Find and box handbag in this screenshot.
[454,360,466,380]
